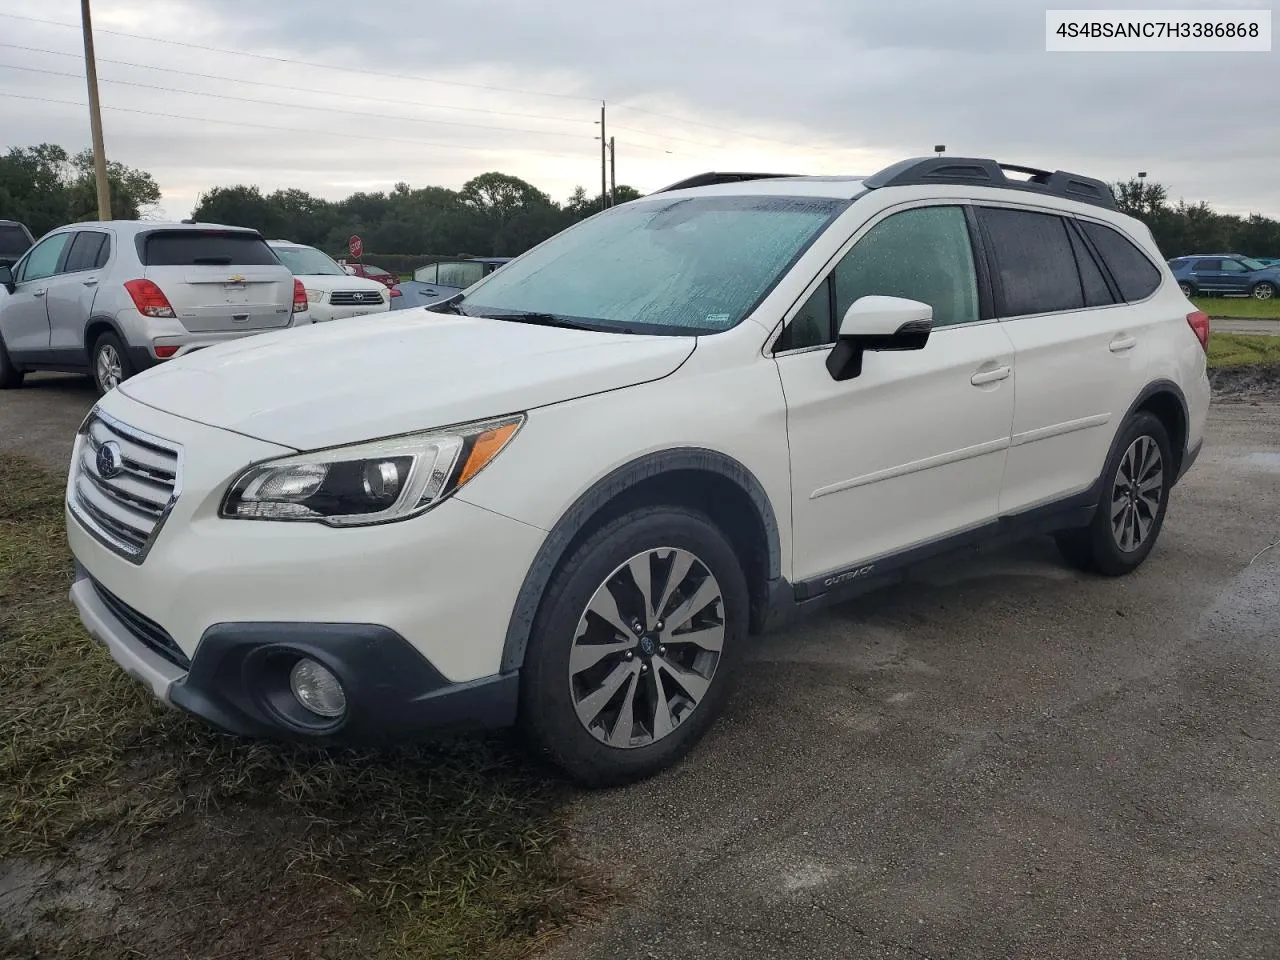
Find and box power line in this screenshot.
[612,102,812,150]
[0,42,591,125]
[0,12,599,103]
[0,63,591,140]
[0,92,594,161]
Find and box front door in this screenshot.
[775,203,1016,590]
[0,232,72,354]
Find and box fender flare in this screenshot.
[498,447,782,674]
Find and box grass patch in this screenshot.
[1192,296,1280,319]
[0,453,606,959]
[1207,332,1280,370]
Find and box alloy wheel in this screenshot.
[1253,283,1275,301]
[96,344,123,392]
[1110,435,1164,553]
[568,547,724,749]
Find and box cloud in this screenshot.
[0,0,1276,222]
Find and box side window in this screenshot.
[62,232,108,274]
[15,233,71,283]
[978,208,1083,316]
[437,261,485,288]
[832,206,980,329]
[1192,259,1220,271]
[95,234,111,269]
[414,264,438,283]
[1079,221,1162,301]
[1220,260,1248,274]
[1066,223,1115,307]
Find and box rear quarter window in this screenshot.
[1080,222,1162,302]
[978,207,1084,316]
[140,230,279,267]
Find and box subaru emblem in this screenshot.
[96,441,124,479]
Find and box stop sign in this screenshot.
[348,235,363,259]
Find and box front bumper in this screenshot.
[69,569,517,740]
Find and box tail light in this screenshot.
[1186,310,1210,351]
[154,345,179,359]
[390,287,401,298]
[292,279,308,314]
[124,279,176,318]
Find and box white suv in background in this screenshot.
[0,223,306,395]
[268,241,389,322]
[65,157,1209,786]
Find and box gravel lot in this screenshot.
[3,371,1278,959]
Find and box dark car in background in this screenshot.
[341,261,401,296]
[391,256,511,310]
[0,220,35,268]
[1169,254,1279,300]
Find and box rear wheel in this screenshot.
[1252,281,1275,301]
[0,333,24,389]
[92,332,134,396]
[1055,412,1172,577]
[1177,281,1195,298]
[520,506,749,787]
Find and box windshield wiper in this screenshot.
[491,311,594,330]
[427,293,468,315]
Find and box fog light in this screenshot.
[289,658,347,718]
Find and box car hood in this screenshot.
[297,274,385,292]
[118,312,696,450]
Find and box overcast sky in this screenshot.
[0,0,1276,222]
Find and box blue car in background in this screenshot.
[1168,254,1279,300]
[391,257,512,310]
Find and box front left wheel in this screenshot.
[520,506,749,787]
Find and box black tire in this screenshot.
[520,506,749,787]
[91,331,135,396]
[1252,281,1275,301]
[0,333,24,389]
[1177,281,1195,298]
[1055,411,1173,577]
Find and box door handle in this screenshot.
[970,364,1011,386]
[33,288,46,298]
[1109,335,1137,353]
[83,278,99,287]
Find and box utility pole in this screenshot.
[80,0,112,220]
[609,136,616,207]
[598,101,608,212]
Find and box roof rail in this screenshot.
[653,172,800,193]
[862,157,1117,210]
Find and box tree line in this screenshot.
[2,144,1278,262]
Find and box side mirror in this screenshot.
[0,264,14,294]
[826,295,933,382]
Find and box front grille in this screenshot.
[90,578,190,670]
[329,290,385,306]
[69,412,181,563]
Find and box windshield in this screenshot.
[454,195,847,334]
[274,246,346,276]
[1240,257,1268,271]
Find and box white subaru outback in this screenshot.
[65,157,1210,786]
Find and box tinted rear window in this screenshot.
[1080,222,1161,302]
[63,232,110,273]
[979,207,1083,316]
[1066,223,1115,308]
[141,230,278,267]
[0,224,32,258]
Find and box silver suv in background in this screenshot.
[0,222,307,394]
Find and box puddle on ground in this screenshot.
[1225,452,1280,472]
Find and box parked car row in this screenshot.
[0,223,390,394]
[1167,254,1280,299]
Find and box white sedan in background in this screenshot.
[269,241,390,323]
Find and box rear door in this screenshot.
[0,231,72,353]
[47,229,112,356]
[1189,258,1224,292]
[988,207,1162,512]
[139,230,293,332]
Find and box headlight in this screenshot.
[219,414,523,525]
[305,288,326,304]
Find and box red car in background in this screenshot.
[341,261,401,299]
